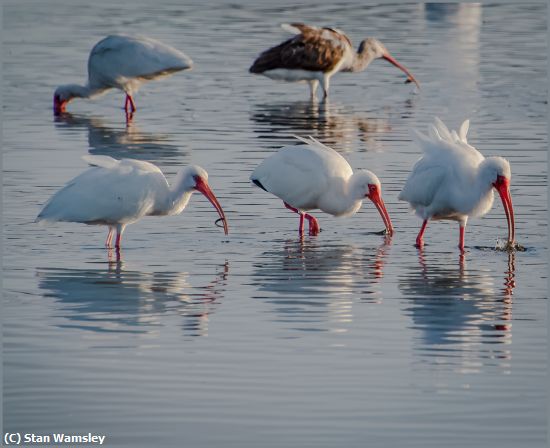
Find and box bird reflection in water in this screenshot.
[107,247,123,265]
[496,251,515,332]
[36,260,229,339]
[250,99,392,152]
[400,249,516,371]
[371,235,392,281]
[54,112,186,164]
[421,2,482,110]
[252,237,390,334]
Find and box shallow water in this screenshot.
[3,2,547,447]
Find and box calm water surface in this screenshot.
[3,2,547,447]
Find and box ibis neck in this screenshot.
[166,179,195,215]
[318,177,363,216]
[465,167,497,216]
[347,48,378,73]
[148,175,194,217]
[62,83,109,99]
[166,191,193,215]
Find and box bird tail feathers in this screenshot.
[82,155,119,169]
[309,135,335,152]
[281,23,305,34]
[292,134,311,145]
[412,117,472,153]
[293,135,335,152]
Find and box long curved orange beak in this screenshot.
[53,95,67,115]
[382,53,420,89]
[494,176,515,244]
[368,187,394,236]
[194,176,229,235]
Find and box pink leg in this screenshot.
[284,202,307,236]
[124,95,136,122]
[114,224,125,249]
[128,95,136,112]
[124,94,136,113]
[115,233,122,249]
[304,213,320,236]
[416,219,428,248]
[105,227,114,248]
[458,225,465,252]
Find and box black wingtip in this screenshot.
[252,178,268,191]
[249,63,262,74]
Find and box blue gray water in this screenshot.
[3,2,547,447]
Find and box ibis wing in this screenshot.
[251,145,334,209]
[401,118,491,215]
[37,164,167,225]
[250,27,348,73]
[398,159,447,208]
[292,135,354,178]
[88,35,193,89]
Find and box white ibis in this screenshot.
[36,155,228,249]
[249,23,419,99]
[398,117,515,251]
[53,35,193,119]
[250,136,394,236]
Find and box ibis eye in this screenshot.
[193,175,203,189]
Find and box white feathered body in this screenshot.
[88,35,193,95]
[36,156,189,226]
[399,118,496,223]
[251,137,363,217]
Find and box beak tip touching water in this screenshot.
[382,53,420,89]
[53,96,67,115]
[195,179,229,235]
[405,76,421,89]
[370,194,394,238]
